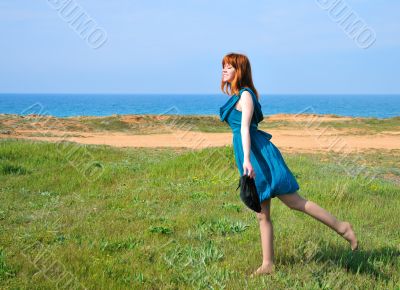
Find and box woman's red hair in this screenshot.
[221,52,260,100]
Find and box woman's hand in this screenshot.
[243,159,256,179]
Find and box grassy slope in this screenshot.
[0,139,399,289]
[1,114,399,134]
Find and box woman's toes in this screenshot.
[250,263,275,277]
[339,221,358,251]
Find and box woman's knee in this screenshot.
[256,199,272,222]
[279,192,307,211]
[256,211,272,222]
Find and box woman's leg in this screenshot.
[251,198,276,277]
[277,191,358,250]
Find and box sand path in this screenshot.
[2,128,399,153]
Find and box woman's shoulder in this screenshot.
[238,87,257,101]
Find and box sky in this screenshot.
[0,0,399,94]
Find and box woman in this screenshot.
[219,52,358,277]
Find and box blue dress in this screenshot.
[219,87,300,203]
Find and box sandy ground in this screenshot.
[1,113,398,153]
[1,127,399,153]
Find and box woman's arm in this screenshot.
[239,91,255,178]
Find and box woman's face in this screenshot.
[222,63,236,83]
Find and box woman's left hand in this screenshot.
[243,159,256,179]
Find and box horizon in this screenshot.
[1,92,400,96]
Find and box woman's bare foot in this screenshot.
[338,221,358,251]
[250,263,275,277]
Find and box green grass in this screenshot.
[78,115,136,132]
[0,139,399,289]
[77,114,232,133]
[2,113,399,134]
[287,116,400,135]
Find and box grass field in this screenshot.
[0,138,399,289]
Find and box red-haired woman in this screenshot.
[219,52,358,277]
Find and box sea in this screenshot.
[0,93,399,119]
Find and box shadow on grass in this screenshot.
[279,243,398,282]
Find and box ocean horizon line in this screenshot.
[1,93,399,119]
[1,92,400,96]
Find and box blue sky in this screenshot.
[0,0,399,94]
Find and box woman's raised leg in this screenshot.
[277,191,358,251]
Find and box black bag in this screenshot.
[236,174,261,213]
